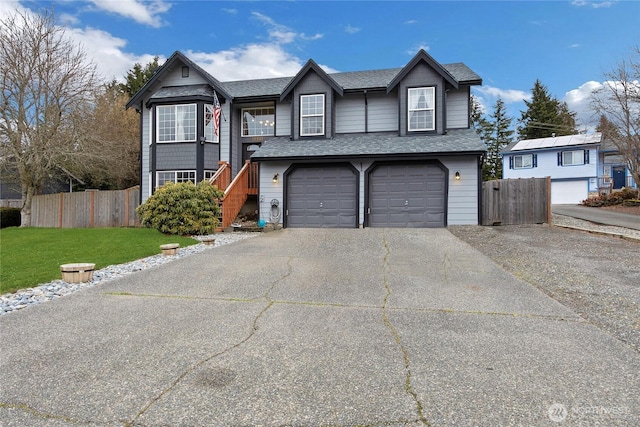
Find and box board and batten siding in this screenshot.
[141,108,151,202]
[446,87,469,129]
[335,94,366,133]
[257,162,289,225]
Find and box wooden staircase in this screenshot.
[209,160,258,229]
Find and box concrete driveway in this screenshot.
[1,229,638,426]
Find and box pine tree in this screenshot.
[482,98,514,181]
[518,80,576,140]
[120,56,161,97]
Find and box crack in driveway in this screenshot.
[380,233,430,426]
[125,257,293,426]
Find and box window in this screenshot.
[204,170,216,181]
[156,171,196,187]
[242,107,275,137]
[511,154,536,169]
[408,87,435,131]
[300,94,324,136]
[204,104,220,143]
[559,150,588,166]
[157,104,196,142]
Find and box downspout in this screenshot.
[477,155,483,225]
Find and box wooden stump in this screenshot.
[160,243,180,256]
[60,263,96,283]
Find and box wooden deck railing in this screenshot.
[215,161,259,228]
[209,161,232,191]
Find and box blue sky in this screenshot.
[3,0,639,131]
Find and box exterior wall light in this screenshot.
[272,173,279,183]
[455,171,461,181]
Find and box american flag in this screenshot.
[213,91,221,136]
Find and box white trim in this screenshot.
[513,154,533,169]
[156,170,196,188]
[242,106,276,137]
[408,87,435,132]
[156,104,197,143]
[300,94,325,136]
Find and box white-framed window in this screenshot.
[156,171,196,187]
[512,154,534,169]
[300,94,324,136]
[204,170,216,181]
[242,107,275,137]
[408,87,435,131]
[204,104,220,143]
[156,104,197,142]
[560,150,587,166]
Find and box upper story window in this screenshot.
[510,154,537,169]
[157,104,196,142]
[300,94,325,136]
[204,104,220,143]
[242,107,275,137]
[559,150,588,166]
[408,87,435,132]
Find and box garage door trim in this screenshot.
[283,162,359,228]
[365,160,449,228]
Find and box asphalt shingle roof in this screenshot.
[251,128,485,161]
[150,84,215,99]
[220,63,481,99]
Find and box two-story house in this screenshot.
[127,50,485,228]
[501,133,602,204]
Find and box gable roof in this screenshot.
[502,133,602,153]
[280,59,344,101]
[387,49,460,92]
[126,51,232,110]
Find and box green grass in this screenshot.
[0,227,199,294]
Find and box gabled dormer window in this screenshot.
[408,87,435,132]
[157,104,196,142]
[300,94,324,136]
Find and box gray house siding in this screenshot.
[292,71,334,139]
[276,101,291,137]
[336,93,365,133]
[398,63,445,136]
[367,91,398,132]
[156,143,197,170]
[204,142,220,171]
[446,87,469,129]
[162,67,208,87]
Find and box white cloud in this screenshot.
[88,0,170,28]
[406,44,430,55]
[563,81,603,131]
[252,11,323,44]
[404,19,418,25]
[572,0,615,8]
[569,43,581,48]
[475,86,531,104]
[345,24,361,34]
[222,8,237,14]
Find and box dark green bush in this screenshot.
[136,181,223,235]
[0,208,21,228]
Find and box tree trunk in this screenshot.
[20,184,35,227]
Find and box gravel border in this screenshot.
[449,219,640,353]
[0,232,259,316]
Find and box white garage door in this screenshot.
[551,180,588,204]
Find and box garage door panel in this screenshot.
[368,163,446,228]
[551,181,588,205]
[286,165,357,228]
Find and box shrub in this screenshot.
[622,199,640,207]
[0,208,21,228]
[581,187,640,207]
[136,181,223,235]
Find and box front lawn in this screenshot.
[0,227,199,294]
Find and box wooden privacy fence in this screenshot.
[482,177,551,226]
[30,186,140,228]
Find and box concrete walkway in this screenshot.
[1,229,638,426]
[552,204,640,230]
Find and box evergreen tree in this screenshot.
[120,56,161,97]
[482,98,514,181]
[518,80,576,140]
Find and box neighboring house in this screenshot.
[502,132,616,205]
[598,137,637,191]
[127,50,485,228]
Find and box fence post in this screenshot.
[546,176,552,224]
[89,190,95,228]
[58,193,63,228]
